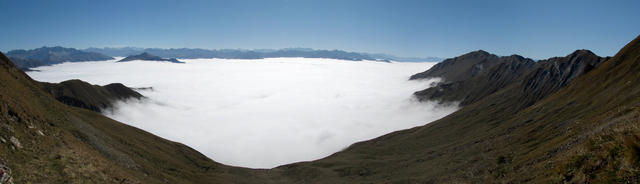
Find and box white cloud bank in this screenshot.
[27,58,457,168]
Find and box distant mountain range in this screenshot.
[84,47,443,62]
[5,46,113,70]
[4,46,442,70]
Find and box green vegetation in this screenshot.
[0,35,639,183]
[0,52,279,183]
[274,35,640,183]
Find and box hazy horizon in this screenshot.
[2,0,639,59]
[5,45,443,60]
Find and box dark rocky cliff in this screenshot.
[411,49,607,107]
[410,50,502,81]
[412,52,537,105]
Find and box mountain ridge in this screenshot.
[38,79,143,112]
[0,35,639,183]
[5,46,113,70]
[410,48,608,106]
[118,52,184,63]
[273,35,640,183]
[411,50,537,105]
[84,47,442,62]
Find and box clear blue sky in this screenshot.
[1,0,638,59]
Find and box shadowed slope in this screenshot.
[414,54,536,105]
[410,50,501,82]
[39,80,143,112]
[411,49,607,107]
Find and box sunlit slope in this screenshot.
[0,52,283,183]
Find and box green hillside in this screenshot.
[1,35,639,183]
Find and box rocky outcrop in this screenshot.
[118,52,184,63]
[518,49,608,106]
[39,80,143,112]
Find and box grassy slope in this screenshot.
[277,36,640,183]
[0,52,286,183]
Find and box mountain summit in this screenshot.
[118,52,184,63]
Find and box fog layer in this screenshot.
[28,58,457,168]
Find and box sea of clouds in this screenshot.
[27,57,457,168]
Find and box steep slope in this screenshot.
[411,49,606,107]
[527,36,640,182]
[414,54,536,105]
[38,80,143,112]
[0,52,284,183]
[6,46,113,70]
[519,49,608,107]
[276,36,640,183]
[410,50,502,81]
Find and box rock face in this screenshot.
[5,46,113,70]
[410,50,501,81]
[519,49,608,106]
[411,51,537,105]
[410,49,607,107]
[8,137,20,149]
[38,80,143,112]
[118,52,184,63]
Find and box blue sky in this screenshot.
[1,0,638,59]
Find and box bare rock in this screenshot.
[9,137,21,149]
